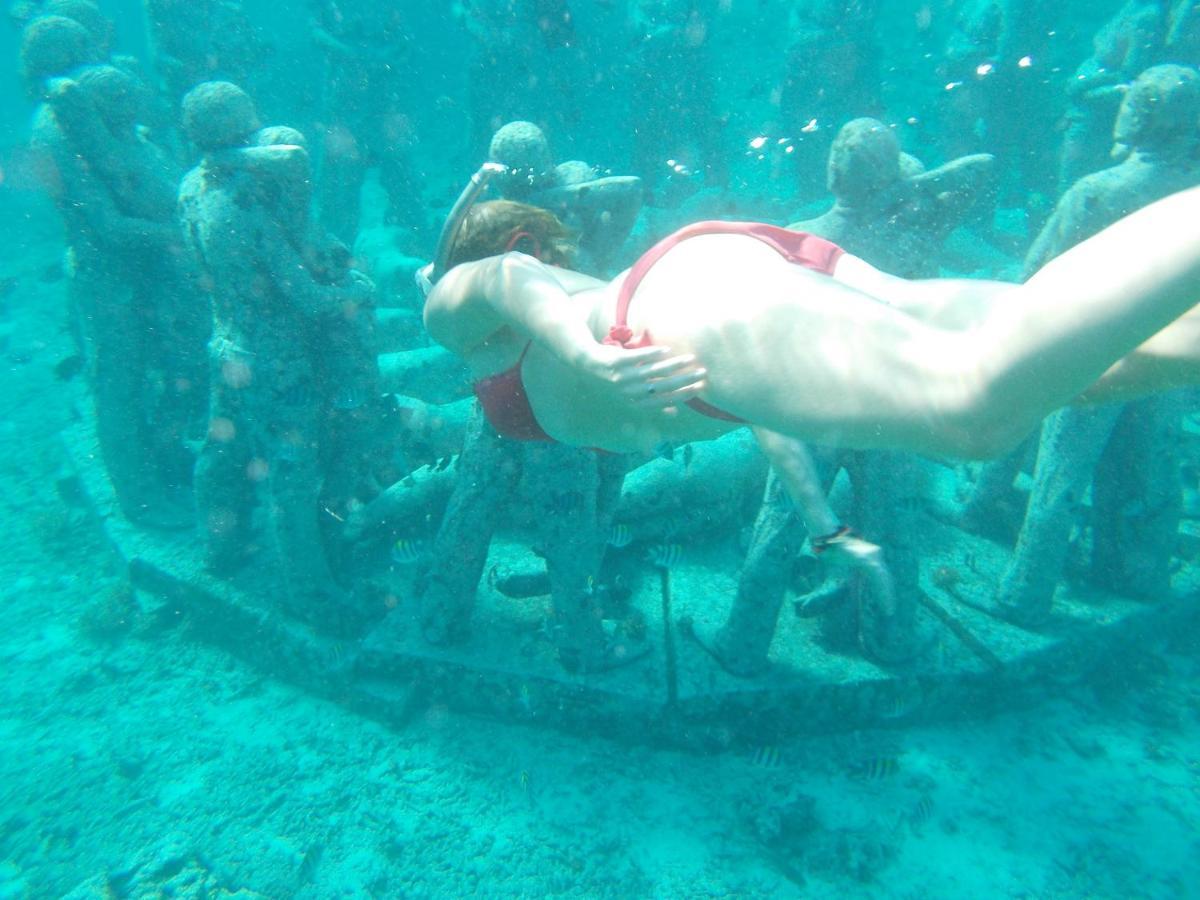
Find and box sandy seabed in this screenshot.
[0,200,1198,899]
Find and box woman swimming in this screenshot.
[422,187,1200,462]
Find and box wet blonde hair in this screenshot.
[445,200,577,269]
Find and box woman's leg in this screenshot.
[969,185,1200,451]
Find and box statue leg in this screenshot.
[262,388,361,632]
[711,469,808,676]
[958,436,1036,543]
[527,444,615,672]
[417,409,521,644]
[194,378,255,574]
[1091,394,1184,600]
[90,283,175,525]
[995,404,1122,624]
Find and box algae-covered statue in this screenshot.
[981,64,1200,625]
[178,82,379,635]
[488,120,643,275]
[306,0,425,245]
[27,16,205,527]
[790,117,994,279]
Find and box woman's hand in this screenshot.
[581,343,707,410]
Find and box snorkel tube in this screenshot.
[429,161,508,284]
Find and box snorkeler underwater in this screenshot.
[1,0,1199,895]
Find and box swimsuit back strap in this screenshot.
[606,221,844,348]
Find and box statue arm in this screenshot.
[54,149,178,252]
[256,216,372,319]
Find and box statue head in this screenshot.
[43,0,112,53]
[1113,64,1200,158]
[181,81,261,151]
[19,14,98,86]
[488,120,555,199]
[827,118,903,204]
[75,64,145,132]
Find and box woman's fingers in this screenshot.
[622,367,708,406]
[602,344,711,409]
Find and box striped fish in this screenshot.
[391,538,426,566]
[648,543,685,569]
[750,745,782,769]
[849,756,900,780]
[608,523,634,548]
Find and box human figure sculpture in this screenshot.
[27,20,205,527]
[983,64,1200,625]
[707,117,993,673]
[141,0,265,109]
[178,82,377,634]
[488,120,643,274]
[626,0,727,200]
[306,0,425,245]
[790,117,994,279]
[778,0,881,199]
[380,145,643,673]
[937,0,1057,201]
[1055,1,1200,191]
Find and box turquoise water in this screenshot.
[1,2,1199,896]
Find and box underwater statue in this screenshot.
[1057,0,1200,190]
[27,20,205,527]
[366,160,642,674]
[983,64,1200,625]
[178,81,378,634]
[789,117,994,279]
[307,0,425,246]
[626,0,726,201]
[488,120,643,275]
[777,0,881,199]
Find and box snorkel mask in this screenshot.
[415,161,508,297]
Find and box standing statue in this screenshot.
[178,82,378,634]
[27,16,204,527]
[985,64,1200,625]
[306,0,425,245]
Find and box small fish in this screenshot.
[682,444,694,471]
[53,354,84,381]
[849,756,900,780]
[648,543,684,569]
[608,523,633,548]
[751,745,782,768]
[517,683,535,715]
[908,794,935,829]
[391,538,426,565]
